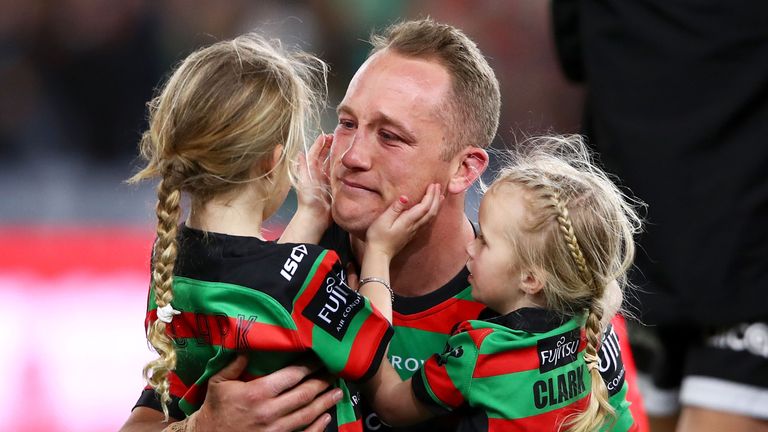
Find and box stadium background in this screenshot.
[0,1,586,430]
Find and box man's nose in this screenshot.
[340,130,372,171]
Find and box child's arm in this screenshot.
[279,134,333,244]
[362,360,434,426]
[354,184,442,426]
[359,183,443,322]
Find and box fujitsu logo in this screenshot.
[537,328,581,373]
[540,336,579,367]
[280,244,308,281]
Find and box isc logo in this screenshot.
[280,244,308,281]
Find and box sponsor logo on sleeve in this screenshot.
[280,244,308,281]
[597,324,625,396]
[537,328,581,373]
[302,267,364,340]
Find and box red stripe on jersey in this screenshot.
[465,327,493,347]
[146,309,157,330]
[291,251,340,347]
[487,395,588,431]
[474,328,587,378]
[474,345,539,378]
[611,315,647,432]
[422,355,465,409]
[343,307,389,380]
[168,311,301,351]
[168,371,189,399]
[182,381,209,408]
[338,418,363,432]
[393,298,485,334]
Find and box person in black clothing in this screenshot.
[551,1,768,431]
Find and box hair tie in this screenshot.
[157,303,181,323]
[583,351,600,372]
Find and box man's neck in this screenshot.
[351,198,474,298]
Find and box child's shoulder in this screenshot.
[269,242,344,285]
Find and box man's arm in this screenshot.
[119,355,342,432]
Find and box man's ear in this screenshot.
[520,270,545,296]
[447,147,489,194]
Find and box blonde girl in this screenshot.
[128,33,397,432]
[357,135,643,431]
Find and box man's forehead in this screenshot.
[347,50,451,102]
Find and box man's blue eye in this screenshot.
[379,130,401,142]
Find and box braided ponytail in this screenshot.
[143,174,183,419]
[563,302,615,432]
[549,190,615,431]
[486,135,642,431]
[127,31,328,421]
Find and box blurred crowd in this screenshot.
[0,0,583,223]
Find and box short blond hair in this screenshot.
[370,18,500,159]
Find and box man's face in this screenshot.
[330,49,454,236]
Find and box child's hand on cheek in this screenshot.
[295,133,333,223]
[365,183,443,260]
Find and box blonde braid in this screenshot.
[549,190,614,431]
[563,302,615,432]
[143,174,182,420]
[487,135,642,431]
[550,191,592,286]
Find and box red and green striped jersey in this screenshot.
[136,226,393,432]
[411,308,636,431]
[354,269,487,432]
[322,223,643,432]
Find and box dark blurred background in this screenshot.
[0,0,584,224]
[0,1,584,430]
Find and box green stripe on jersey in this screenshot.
[335,379,359,426]
[148,276,297,330]
[388,327,444,379]
[470,359,589,419]
[309,294,376,375]
[292,249,329,305]
[606,381,635,431]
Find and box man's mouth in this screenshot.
[339,178,377,194]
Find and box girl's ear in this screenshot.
[447,147,489,194]
[520,270,545,295]
[268,144,285,171]
[253,144,285,179]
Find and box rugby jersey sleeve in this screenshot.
[291,247,393,381]
[411,327,481,414]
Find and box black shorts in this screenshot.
[629,321,768,419]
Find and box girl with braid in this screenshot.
[127,33,436,431]
[355,135,642,431]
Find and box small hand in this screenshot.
[295,134,333,225]
[366,183,443,259]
